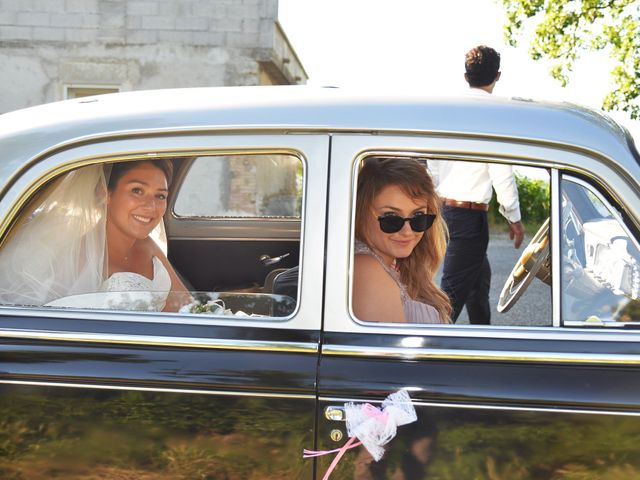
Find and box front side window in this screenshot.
[561,177,640,325]
[350,155,552,327]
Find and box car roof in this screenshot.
[0,85,637,185]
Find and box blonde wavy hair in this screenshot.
[355,157,452,322]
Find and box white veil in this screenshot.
[0,165,108,306]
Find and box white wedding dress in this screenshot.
[45,257,171,311]
[0,164,175,311]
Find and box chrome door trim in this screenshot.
[0,379,315,400]
[0,328,318,353]
[322,344,640,365]
[319,396,640,417]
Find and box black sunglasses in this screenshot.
[377,213,436,233]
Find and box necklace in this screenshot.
[112,246,134,266]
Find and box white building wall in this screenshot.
[0,0,307,113]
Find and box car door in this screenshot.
[316,133,640,479]
[0,133,328,479]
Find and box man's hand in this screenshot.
[509,221,525,249]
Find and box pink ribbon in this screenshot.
[362,403,388,422]
[302,403,389,479]
[303,436,361,480]
[302,437,362,458]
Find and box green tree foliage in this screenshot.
[501,0,640,119]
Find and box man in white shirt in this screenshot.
[430,46,525,324]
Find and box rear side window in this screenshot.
[0,154,303,319]
[174,154,302,218]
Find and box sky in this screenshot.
[278,0,639,141]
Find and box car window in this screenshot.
[350,155,552,327]
[561,176,640,326]
[0,155,303,319]
[174,154,302,218]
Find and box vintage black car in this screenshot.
[0,86,639,479]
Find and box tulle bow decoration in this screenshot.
[345,389,417,461]
[303,389,417,480]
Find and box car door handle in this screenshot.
[324,406,346,421]
[259,252,290,266]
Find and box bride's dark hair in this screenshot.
[107,159,174,191]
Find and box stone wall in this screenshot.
[0,0,307,113]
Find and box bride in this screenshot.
[0,159,190,312]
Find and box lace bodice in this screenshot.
[43,256,172,311]
[354,241,443,324]
[100,256,171,311]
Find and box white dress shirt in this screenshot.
[428,160,522,223]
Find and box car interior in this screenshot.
[165,154,302,317]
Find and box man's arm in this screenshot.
[488,163,525,248]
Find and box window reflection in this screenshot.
[561,178,640,325]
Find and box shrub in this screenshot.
[488,174,550,229]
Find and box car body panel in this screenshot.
[316,331,640,478]
[0,319,319,478]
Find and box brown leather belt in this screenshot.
[443,198,489,211]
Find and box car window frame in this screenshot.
[559,173,640,328]
[324,132,640,344]
[0,133,329,334]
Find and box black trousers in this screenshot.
[440,205,491,324]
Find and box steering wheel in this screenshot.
[497,218,552,313]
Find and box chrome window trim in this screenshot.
[0,379,315,400]
[324,134,638,339]
[345,148,555,328]
[321,344,640,365]
[0,304,299,325]
[0,328,319,353]
[170,236,301,242]
[551,168,561,328]
[171,217,302,222]
[319,396,640,417]
[0,133,329,332]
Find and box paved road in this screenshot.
[437,233,552,326]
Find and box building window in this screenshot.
[64,85,120,99]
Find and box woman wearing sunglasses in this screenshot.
[353,158,451,323]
